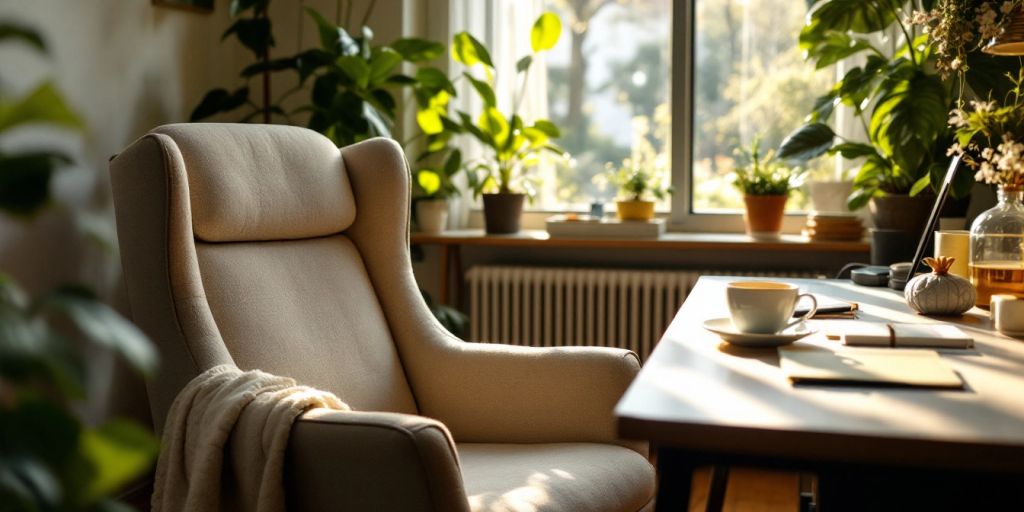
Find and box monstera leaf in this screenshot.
[777,122,836,161]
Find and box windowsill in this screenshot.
[411,229,870,253]
[459,209,860,235]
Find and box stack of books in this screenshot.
[802,211,864,241]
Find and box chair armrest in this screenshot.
[416,342,645,454]
[283,409,470,512]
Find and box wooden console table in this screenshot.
[410,230,870,306]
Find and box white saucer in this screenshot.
[702,317,817,348]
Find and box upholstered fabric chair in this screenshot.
[109,124,655,511]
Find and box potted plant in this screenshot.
[191,1,449,149]
[772,0,1016,233]
[0,23,160,509]
[414,150,462,233]
[415,13,565,234]
[600,161,672,221]
[732,139,804,240]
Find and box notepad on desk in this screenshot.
[826,322,974,349]
[779,347,964,389]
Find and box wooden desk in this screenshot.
[616,277,1024,511]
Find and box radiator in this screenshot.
[466,266,823,360]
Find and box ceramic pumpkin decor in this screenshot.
[904,256,976,316]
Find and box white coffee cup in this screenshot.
[726,281,818,334]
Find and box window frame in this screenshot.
[669,0,810,233]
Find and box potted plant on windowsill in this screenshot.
[415,13,565,234]
[414,150,462,233]
[732,139,804,240]
[601,161,672,221]
[772,0,1017,233]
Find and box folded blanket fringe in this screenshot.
[152,365,350,512]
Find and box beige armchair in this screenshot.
[109,124,655,511]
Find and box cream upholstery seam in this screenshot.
[341,142,425,415]
[152,133,202,374]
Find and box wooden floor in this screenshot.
[125,466,802,511]
[689,467,802,511]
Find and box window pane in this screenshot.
[691,0,834,213]
[537,0,672,211]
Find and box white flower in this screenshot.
[979,161,998,183]
[970,100,996,113]
[982,147,996,160]
[948,108,968,127]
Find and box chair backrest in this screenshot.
[109,124,418,431]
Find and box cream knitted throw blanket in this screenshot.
[152,365,349,512]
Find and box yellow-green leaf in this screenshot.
[79,420,159,503]
[522,127,549,148]
[478,107,509,146]
[417,109,443,135]
[452,32,493,68]
[428,90,450,109]
[418,169,442,195]
[481,175,498,193]
[530,13,562,52]
[0,82,83,134]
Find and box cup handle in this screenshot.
[783,293,818,331]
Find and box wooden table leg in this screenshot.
[655,449,698,512]
[705,465,730,512]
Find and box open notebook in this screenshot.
[779,346,964,389]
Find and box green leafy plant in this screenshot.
[0,26,81,219]
[297,6,448,146]
[416,12,566,198]
[733,139,804,196]
[0,23,159,511]
[192,1,451,149]
[415,149,462,200]
[190,0,289,123]
[775,0,1005,210]
[600,161,673,202]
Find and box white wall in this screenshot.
[0,0,246,295]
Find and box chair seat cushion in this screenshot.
[458,443,655,512]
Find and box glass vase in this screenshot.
[970,186,1024,307]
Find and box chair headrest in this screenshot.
[151,123,355,242]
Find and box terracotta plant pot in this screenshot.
[869,194,935,233]
[743,194,788,240]
[416,198,449,234]
[616,200,655,221]
[482,193,525,234]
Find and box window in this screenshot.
[688,0,835,215]
[462,0,838,225]
[540,0,672,212]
